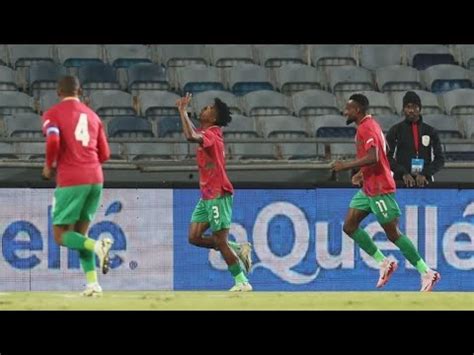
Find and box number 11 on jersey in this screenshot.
[75,113,90,147]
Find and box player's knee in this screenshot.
[54,233,63,245]
[188,232,200,246]
[213,236,226,249]
[343,222,357,237]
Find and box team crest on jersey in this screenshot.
[422,135,430,147]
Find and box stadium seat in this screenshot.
[15,142,45,160]
[241,90,292,117]
[88,90,136,119]
[275,64,323,95]
[406,45,455,70]
[456,45,474,70]
[127,63,170,94]
[156,116,183,138]
[442,89,474,115]
[192,90,242,116]
[359,45,404,71]
[279,142,321,160]
[390,90,444,115]
[423,64,472,93]
[108,142,124,160]
[0,142,18,159]
[107,116,154,138]
[39,90,60,113]
[156,45,208,67]
[0,45,9,66]
[328,143,356,159]
[226,64,273,96]
[105,45,153,68]
[122,142,178,160]
[0,92,35,116]
[175,64,225,94]
[326,66,374,95]
[423,114,464,139]
[57,45,104,67]
[310,45,357,68]
[375,65,422,92]
[259,116,309,138]
[308,115,356,138]
[375,114,401,132]
[4,113,42,138]
[444,143,474,161]
[207,45,255,67]
[255,45,305,67]
[0,65,17,91]
[292,89,340,117]
[458,116,474,138]
[223,114,260,139]
[78,63,119,94]
[139,91,181,119]
[228,142,277,160]
[8,45,55,69]
[28,62,67,98]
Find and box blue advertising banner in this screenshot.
[173,188,474,291]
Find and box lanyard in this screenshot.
[411,122,419,157]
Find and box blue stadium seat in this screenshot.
[127,63,169,94]
[107,116,154,138]
[157,116,183,138]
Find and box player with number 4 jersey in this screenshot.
[42,75,113,297]
[330,93,440,292]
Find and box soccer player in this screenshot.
[331,93,440,292]
[176,93,253,292]
[42,75,113,297]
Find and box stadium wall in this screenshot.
[0,188,472,291]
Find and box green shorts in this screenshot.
[52,184,103,225]
[191,194,233,232]
[349,190,401,225]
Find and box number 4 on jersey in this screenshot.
[75,113,90,147]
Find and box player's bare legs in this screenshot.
[53,222,112,274]
[72,221,101,296]
[189,222,216,249]
[213,229,252,291]
[343,208,397,288]
[343,208,369,236]
[188,222,253,273]
[381,218,440,291]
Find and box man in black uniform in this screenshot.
[386,91,445,187]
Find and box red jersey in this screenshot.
[356,115,396,196]
[196,126,234,200]
[42,98,110,187]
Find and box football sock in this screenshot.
[228,263,248,284]
[79,250,97,284]
[62,231,96,251]
[351,228,386,264]
[395,234,429,274]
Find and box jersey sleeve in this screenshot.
[97,123,110,163]
[42,109,60,137]
[359,126,378,152]
[201,128,218,149]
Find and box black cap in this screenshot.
[403,91,422,109]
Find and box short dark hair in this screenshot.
[349,93,369,113]
[214,98,232,127]
[57,75,81,96]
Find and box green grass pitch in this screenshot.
[0,291,472,310]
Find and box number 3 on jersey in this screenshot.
[75,113,90,147]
